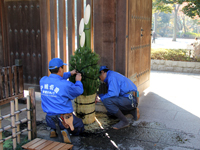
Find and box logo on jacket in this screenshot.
[40,84,60,96]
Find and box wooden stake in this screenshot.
[28,87,37,139]
[10,101,16,149]
[0,106,3,150]
[27,96,31,140]
[15,97,20,144]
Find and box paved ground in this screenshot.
[152,37,195,49]
[1,70,200,150]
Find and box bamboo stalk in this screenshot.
[0,129,28,144]
[0,106,3,150]
[80,32,85,47]
[79,18,84,36]
[0,125,12,132]
[15,128,28,136]
[0,118,28,133]
[84,4,91,49]
[14,108,27,114]
[15,97,20,144]
[10,101,16,149]
[0,114,11,121]
[27,96,31,140]
[90,0,94,51]
[0,135,12,144]
[79,18,85,47]
[0,108,27,121]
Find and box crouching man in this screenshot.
[40,58,84,143]
[95,66,140,130]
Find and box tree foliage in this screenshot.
[154,0,200,18]
[153,0,173,13]
[69,47,100,96]
[157,13,171,36]
[178,0,200,18]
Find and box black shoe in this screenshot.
[112,120,130,130]
[130,108,140,121]
[112,110,129,130]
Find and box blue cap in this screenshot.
[99,66,108,72]
[49,58,67,69]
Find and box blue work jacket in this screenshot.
[40,72,84,115]
[99,70,137,101]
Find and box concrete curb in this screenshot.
[151,59,200,73]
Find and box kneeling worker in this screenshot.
[40,58,84,143]
[95,66,140,129]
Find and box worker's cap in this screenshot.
[49,58,67,69]
[99,66,108,73]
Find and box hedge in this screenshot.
[151,48,200,62]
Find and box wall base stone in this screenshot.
[151,60,200,74]
[174,67,183,72]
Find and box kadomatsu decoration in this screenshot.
[69,47,100,96]
[69,4,100,124]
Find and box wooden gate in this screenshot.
[0,0,91,91]
[94,0,152,93]
[0,0,42,91]
[1,0,152,93]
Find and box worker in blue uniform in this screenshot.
[40,58,84,143]
[95,66,140,130]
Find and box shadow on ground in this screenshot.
[1,90,199,150]
[33,92,198,150]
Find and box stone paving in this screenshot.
[1,70,200,149]
[37,71,200,149]
[151,37,195,49]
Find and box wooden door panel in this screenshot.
[128,0,135,79]
[127,0,152,89]
[4,0,41,85]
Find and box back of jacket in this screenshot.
[99,70,137,101]
[40,73,83,115]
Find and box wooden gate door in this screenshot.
[127,0,152,92]
[94,0,152,94]
[0,0,42,90]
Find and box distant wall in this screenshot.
[151,60,200,74]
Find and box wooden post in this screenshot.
[0,106,3,150]
[15,97,20,144]
[58,0,67,72]
[10,101,16,149]
[28,87,36,139]
[27,96,31,140]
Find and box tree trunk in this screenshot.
[154,13,158,33]
[172,4,180,41]
[182,15,187,33]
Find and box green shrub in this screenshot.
[2,131,30,150]
[151,48,200,62]
[184,32,200,38]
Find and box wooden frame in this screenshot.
[0,65,24,106]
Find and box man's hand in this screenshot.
[70,69,77,76]
[75,73,82,81]
[95,95,101,104]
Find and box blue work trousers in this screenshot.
[102,96,137,115]
[46,114,84,136]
